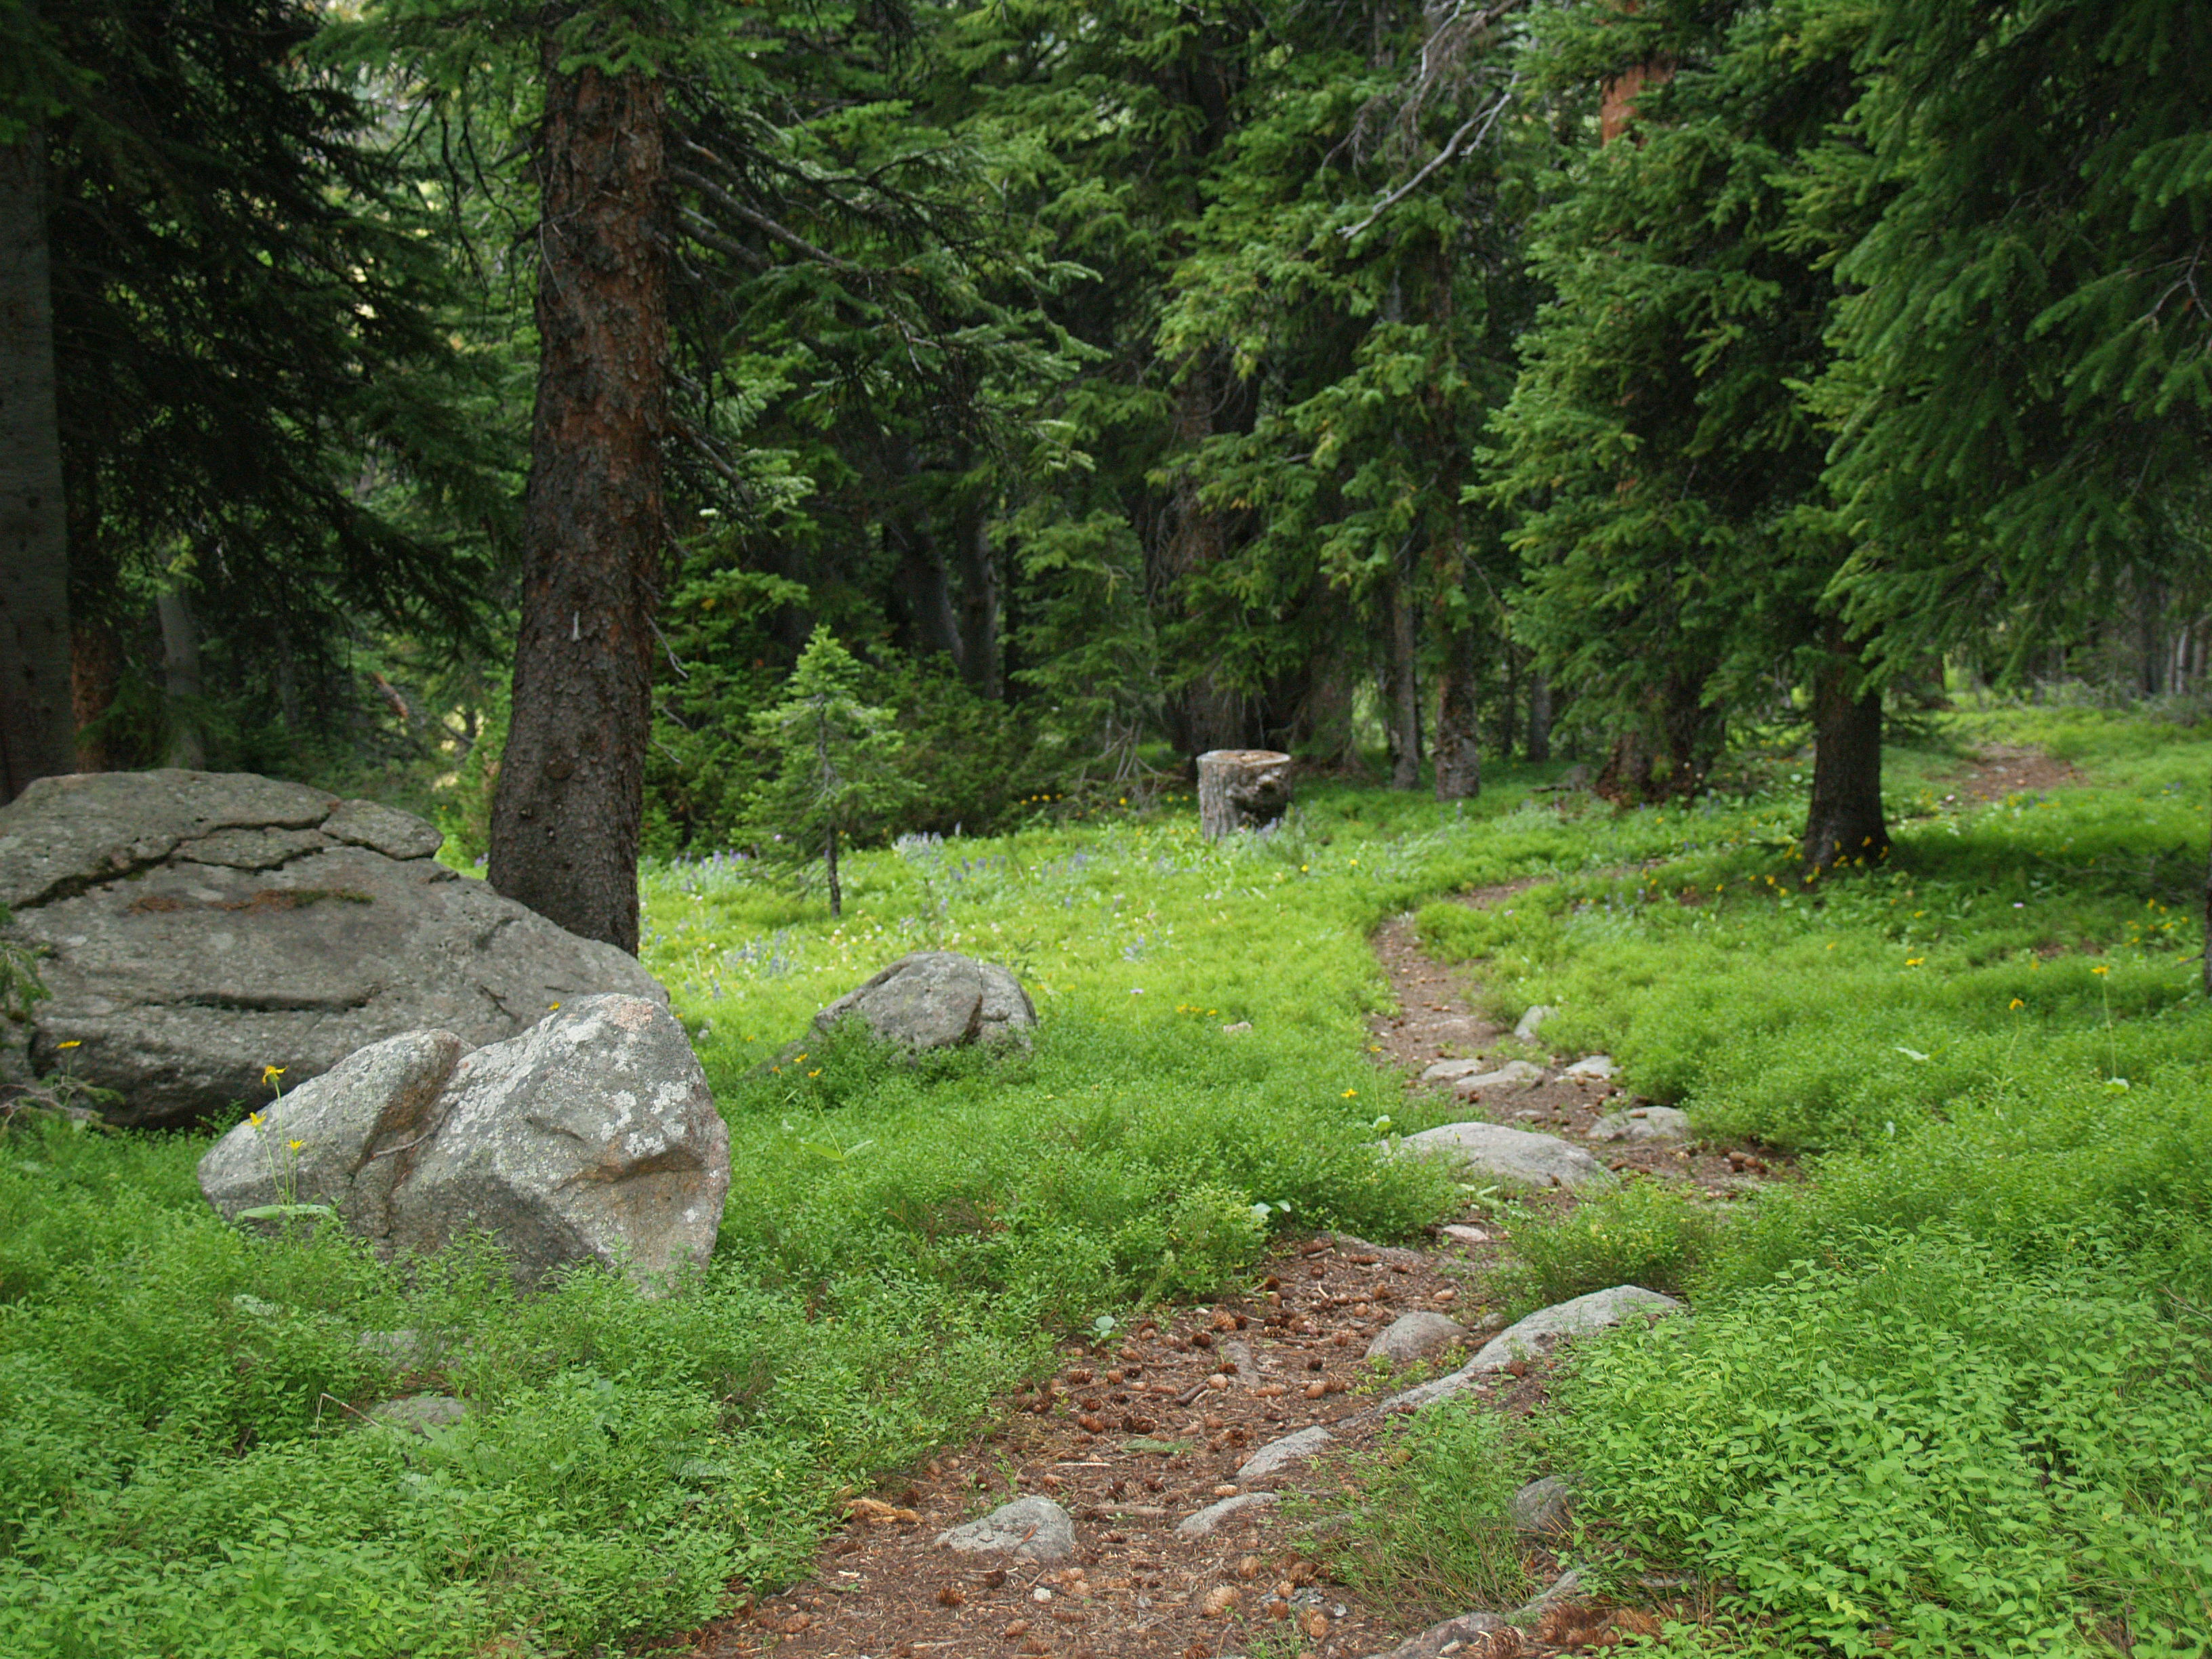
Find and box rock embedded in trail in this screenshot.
[1513,1004,1556,1042]
[1380,1285,1684,1412]
[1449,1061,1547,1098]
[1176,1490,1279,1537]
[198,995,729,1292]
[1563,1054,1618,1080]
[936,1495,1076,1561]
[815,950,1036,1052]
[0,769,666,1126]
[1357,1610,1513,1659]
[1393,1121,1612,1189]
[1588,1105,1691,1145]
[1233,1425,1332,1485]
[1366,1311,1469,1366]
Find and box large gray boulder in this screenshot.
[198,996,729,1291]
[1393,1121,1613,1189]
[815,950,1036,1050]
[0,771,666,1126]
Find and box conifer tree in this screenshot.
[1487,0,1891,864]
[742,625,912,918]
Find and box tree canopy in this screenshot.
[3,0,2205,931]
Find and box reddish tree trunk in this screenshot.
[1802,633,1889,872]
[487,38,668,953]
[0,82,77,802]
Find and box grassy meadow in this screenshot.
[1,708,2207,1656]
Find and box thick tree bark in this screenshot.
[1802,640,1889,872]
[0,91,77,802]
[1384,542,1422,791]
[1433,622,1481,801]
[1526,673,1553,762]
[951,513,1000,701]
[1156,357,1257,756]
[156,587,205,769]
[487,40,668,954]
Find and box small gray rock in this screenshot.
[1380,1285,1685,1412]
[370,1393,467,1435]
[1513,1005,1556,1041]
[1511,1475,1574,1536]
[1512,1570,1584,1623]
[1234,1426,1332,1485]
[1360,1610,1511,1659]
[1441,1224,1490,1246]
[1563,1054,1617,1080]
[815,950,1036,1051]
[1449,1061,1547,1097]
[1418,1056,1488,1084]
[1589,1105,1691,1145]
[1394,1122,1613,1190]
[936,1495,1075,1561]
[1366,1311,1469,1366]
[1175,1491,1279,1537]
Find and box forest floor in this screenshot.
[680,814,2003,1659]
[8,712,2208,1659]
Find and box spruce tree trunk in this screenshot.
[66,460,119,770]
[0,86,77,802]
[1385,545,1422,791]
[156,588,205,769]
[1433,623,1481,801]
[1802,642,1889,872]
[1527,674,1553,762]
[487,38,668,954]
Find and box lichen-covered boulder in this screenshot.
[197,996,729,1291]
[815,950,1036,1050]
[0,770,666,1126]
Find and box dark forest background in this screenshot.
[5,0,2207,945]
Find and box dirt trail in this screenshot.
[678,907,1695,1659]
[678,749,2053,1659]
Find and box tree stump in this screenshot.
[1196,749,1294,839]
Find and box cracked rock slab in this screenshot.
[1393,1122,1612,1189]
[1,770,667,1126]
[937,1496,1076,1561]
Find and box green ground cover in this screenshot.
[1419,708,2212,1656]
[1,710,2204,1656]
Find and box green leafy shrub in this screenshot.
[1496,1179,1724,1313]
[1551,1229,2212,1658]
[1315,1398,1532,1621]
